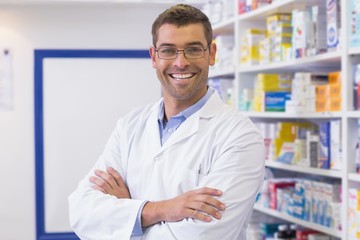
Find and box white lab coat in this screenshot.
[69,91,265,240]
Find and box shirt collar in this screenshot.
[157,86,215,124]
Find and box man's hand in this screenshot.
[90,168,226,227]
[141,187,226,227]
[89,167,130,199]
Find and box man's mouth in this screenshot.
[169,73,196,80]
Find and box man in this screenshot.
[69,4,264,240]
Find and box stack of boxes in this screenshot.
[238,88,254,111]
[348,188,360,239]
[212,35,235,72]
[350,0,360,48]
[285,72,342,114]
[239,0,341,66]
[252,73,292,112]
[238,0,272,15]
[291,9,312,59]
[275,122,315,165]
[202,0,235,25]
[308,5,327,56]
[315,71,342,112]
[326,0,341,51]
[285,72,323,113]
[240,29,266,65]
[267,13,292,62]
[255,120,342,170]
[266,178,342,230]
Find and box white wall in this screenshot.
[0,3,169,240]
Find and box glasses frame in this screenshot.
[154,43,212,60]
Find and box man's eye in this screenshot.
[186,47,202,53]
[161,48,176,54]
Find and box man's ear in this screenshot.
[209,42,217,66]
[149,47,157,69]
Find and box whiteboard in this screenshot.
[35,51,160,237]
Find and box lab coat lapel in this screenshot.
[161,112,199,150]
[159,92,223,152]
[146,101,162,151]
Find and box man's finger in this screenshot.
[189,209,212,222]
[106,167,126,188]
[89,175,112,191]
[194,187,223,196]
[94,169,118,189]
[192,201,222,220]
[91,185,108,194]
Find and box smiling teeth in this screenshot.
[172,73,194,79]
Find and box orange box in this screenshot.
[329,83,341,98]
[316,84,330,98]
[329,97,342,111]
[328,71,341,84]
[316,98,328,112]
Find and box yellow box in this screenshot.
[329,97,342,111]
[316,84,330,98]
[267,14,292,28]
[329,83,342,98]
[316,98,328,112]
[328,71,341,84]
[257,73,292,82]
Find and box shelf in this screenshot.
[265,161,342,179]
[349,173,360,182]
[237,0,322,22]
[213,17,235,36]
[209,68,235,78]
[237,51,341,74]
[241,111,343,119]
[346,111,360,118]
[253,205,342,238]
[349,47,360,56]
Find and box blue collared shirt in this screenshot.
[157,87,214,145]
[131,86,214,236]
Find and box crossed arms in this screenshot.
[90,167,225,227]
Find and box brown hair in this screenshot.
[151,4,212,47]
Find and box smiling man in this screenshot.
[69,4,265,240]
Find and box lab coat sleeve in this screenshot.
[162,119,265,240]
[68,119,146,240]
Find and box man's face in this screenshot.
[150,23,216,103]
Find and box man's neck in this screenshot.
[162,89,207,121]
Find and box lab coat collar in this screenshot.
[154,91,224,152]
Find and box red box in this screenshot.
[268,180,296,210]
[296,229,319,240]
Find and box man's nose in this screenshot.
[173,51,190,68]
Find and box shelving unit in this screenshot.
[209,0,358,239]
[265,160,342,179]
[237,51,341,73]
[253,205,342,238]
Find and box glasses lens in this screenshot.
[158,47,177,59]
[184,46,204,59]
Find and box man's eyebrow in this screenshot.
[157,43,176,48]
[186,41,205,47]
[157,42,206,48]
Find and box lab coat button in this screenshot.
[168,128,173,133]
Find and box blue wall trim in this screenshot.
[34,49,150,240]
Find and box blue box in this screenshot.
[264,92,291,112]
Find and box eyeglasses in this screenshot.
[154,44,211,60]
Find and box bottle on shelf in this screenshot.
[288,224,297,240]
[275,224,290,239]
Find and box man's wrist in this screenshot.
[141,201,163,227]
